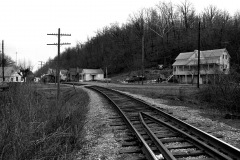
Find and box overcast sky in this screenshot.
[0,0,240,71]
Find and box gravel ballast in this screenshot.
[75,87,121,160]
[75,83,240,159]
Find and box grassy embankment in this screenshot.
[0,83,89,159]
[110,72,240,117]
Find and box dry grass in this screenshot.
[0,83,89,160]
[198,72,240,115]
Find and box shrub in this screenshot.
[199,71,240,114]
[0,83,89,159]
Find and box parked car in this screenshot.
[125,76,146,83]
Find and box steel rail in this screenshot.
[141,112,232,160]
[102,86,240,159]
[139,112,177,160]
[86,86,158,160]
[152,106,240,160]
[85,85,240,159]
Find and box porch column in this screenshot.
[192,74,193,84]
[206,74,208,84]
[214,74,215,85]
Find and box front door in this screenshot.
[92,75,96,81]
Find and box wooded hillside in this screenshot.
[35,0,240,77]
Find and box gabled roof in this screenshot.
[173,48,228,66]
[172,60,189,66]
[82,69,104,74]
[175,52,193,60]
[200,48,229,58]
[0,66,20,77]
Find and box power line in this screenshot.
[47,28,71,102]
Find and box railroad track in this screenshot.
[86,85,240,160]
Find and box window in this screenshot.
[11,78,13,82]
[226,55,228,59]
[16,77,18,82]
[222,55,224,59]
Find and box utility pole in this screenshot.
[2,40,4,82]
[16,52,18,66]
[38,61,44,68]
[197,21,201,88]
[47,28,71,102]
[141,18,145,85]
[106,66,108,85]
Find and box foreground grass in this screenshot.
[0,83,89,160]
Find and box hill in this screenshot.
[35,2,240,77]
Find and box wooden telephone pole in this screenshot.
[141,17,145,85]
[38,61,44,69]
[1,40,4,82]
[197,21,201,88]
[47,28,71,102]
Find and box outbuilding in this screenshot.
[79,69,104,81]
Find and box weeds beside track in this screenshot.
[0,83,89,160]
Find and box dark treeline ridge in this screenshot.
[35,0,240,76]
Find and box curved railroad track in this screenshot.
[86,85,240,160]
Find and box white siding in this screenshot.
[0,72,23,82]
[95,74,104,80]
[83,73,104,81]
[85,74,92,81]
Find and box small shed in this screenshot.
[80,69,104,81]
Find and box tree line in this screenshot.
[35,0,240,77]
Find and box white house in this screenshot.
[79,69,104,81]
[0,66,24,82]
[172,48,230,84]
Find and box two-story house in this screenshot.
[172,48,230,84]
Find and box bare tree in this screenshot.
[18,59,34,82]
[202,5,219,28]
[233,11,240,28]
[0,54,14,66]
[178,0,196,30]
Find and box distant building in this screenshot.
[60,69,68,82]
[79,69,104,81]
[46,68,69,82]
[0,66,24,82]
[172,48,230,84]
[68,68,78,81]
[34,77,40,82]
